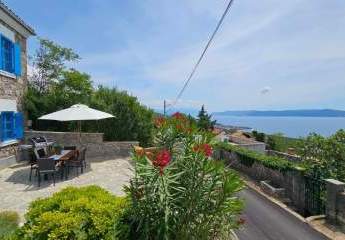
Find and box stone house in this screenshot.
[0,2,35,168]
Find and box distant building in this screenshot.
[0,2,35,168]
[214,131,229,142]
[228,131,266,153]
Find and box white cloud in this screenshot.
[260,86,272,95]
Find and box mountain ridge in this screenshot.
[212,109,345,117]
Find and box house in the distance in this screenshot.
[0,2,35,169]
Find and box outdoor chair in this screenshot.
[66,147,86,177]
[36,157,61,187]
[29,147,48,181]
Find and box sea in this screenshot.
[214,116,345,138]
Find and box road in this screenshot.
[236,188,329,240]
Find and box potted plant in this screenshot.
[52,143,62,155]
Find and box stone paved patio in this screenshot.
[0,158,133,221]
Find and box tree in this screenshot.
[197,105,216,130]
[30,38,80,92]
[25,38,155,145]
[25,68,93,130]
[297,130,345,181]
[88,86,154,146]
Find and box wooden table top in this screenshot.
[50,150,75,161]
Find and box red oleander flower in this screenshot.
[153,149,171,175]
[193,143,213,157]
[172,112,185,120]
[154,116,166,128]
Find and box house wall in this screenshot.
[228,136,266,153]
[0,19,29,165]
[0,19,28,111]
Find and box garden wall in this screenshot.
[24,131,138,161]
[325,179,345,230]
[216,149,306,214]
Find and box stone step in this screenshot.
[0,155,16,170]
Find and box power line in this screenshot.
[167,0,236,111]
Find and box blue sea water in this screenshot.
[214,116,345,138]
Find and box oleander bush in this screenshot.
[215,141,299,172]
[0,211,20,240]
[124,113,244,240]
[17,185,128,240]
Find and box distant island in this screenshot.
[213,109,345,117]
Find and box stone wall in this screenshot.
[216,149,306,214]
[24,131,138,161]
[24,131,104,145]
[325,179,345,230]
[0,19,28,164]
[0,18,28,112]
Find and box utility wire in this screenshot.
[168,0,236,111]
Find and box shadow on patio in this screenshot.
[4,164,92,191]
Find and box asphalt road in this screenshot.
[236,188,329,240]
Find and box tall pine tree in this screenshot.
[197,105,216,130]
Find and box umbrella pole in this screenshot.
[78,120,82,145]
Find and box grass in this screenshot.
[0,211,19,239]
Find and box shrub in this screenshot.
[297,130,345,181]
[252,130,265,142]
[18,186,128,240]
[0,211,20,239]
[267,133,300,152]
[125,113,244,240]
[215,142,300,172]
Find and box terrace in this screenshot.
[0,153,133,220]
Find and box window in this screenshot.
[1,36,14,73]
[0,111,23,142]
[0,34,21,76]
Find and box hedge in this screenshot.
[215,142,301,172]
[17,185,128,240]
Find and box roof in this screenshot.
[0,1,35,35]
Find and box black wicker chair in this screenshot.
[36,157,61,187]
[66,147,86,177]
[29,148,48,182]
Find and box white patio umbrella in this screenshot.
[38,104,114,143]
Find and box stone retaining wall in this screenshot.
[216,149,306,214]
[24,131,138,161]
[325,179,345,230]
[24,131,104,145]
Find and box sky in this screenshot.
[6,0,345,112]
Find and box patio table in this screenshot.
[50,150,74,161]
[46,150,75,180]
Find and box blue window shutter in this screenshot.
[0,112,4,141]
[15,112,24,139]
[14,43,21,76]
